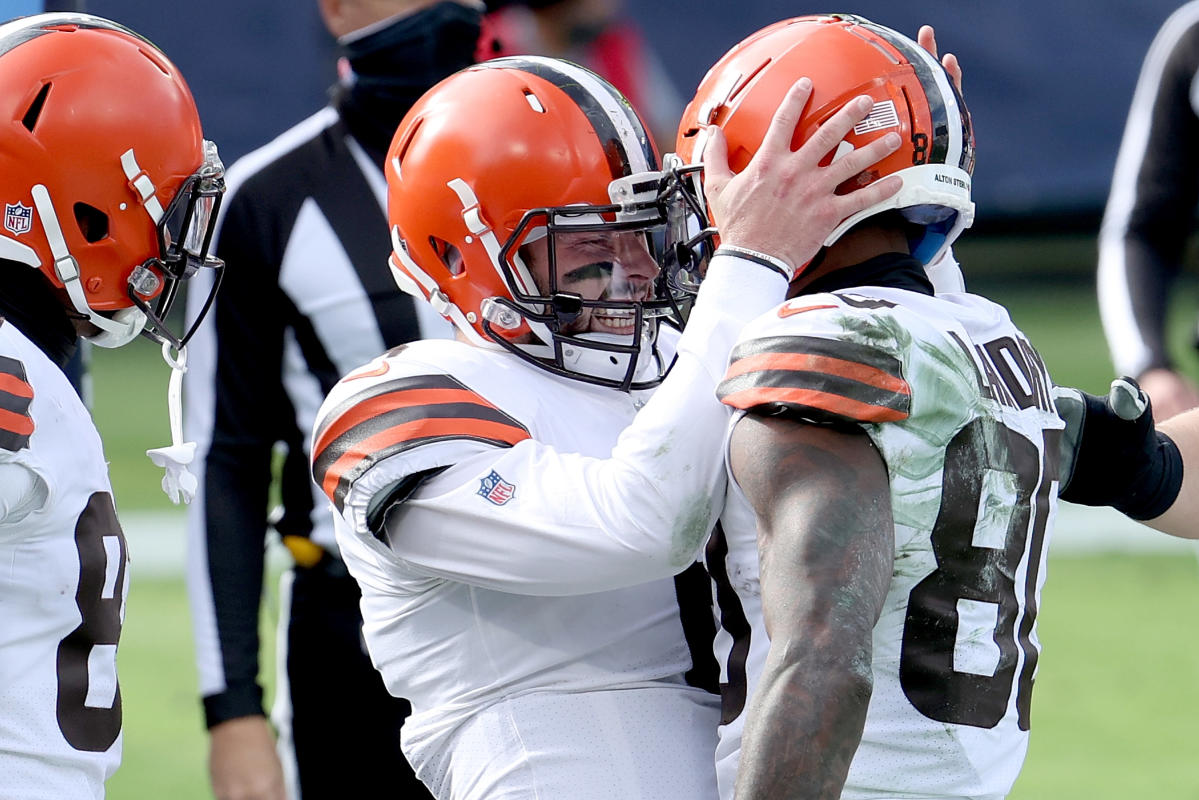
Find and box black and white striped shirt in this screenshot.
[1099,0,1199,377]
[182,105,451,728]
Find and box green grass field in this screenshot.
[89,260,1199,799]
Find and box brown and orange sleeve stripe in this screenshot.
[311,374,530,511]
[0,355,34,452]
[717,335,910,425]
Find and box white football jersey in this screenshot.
[712,287,1063,800]
[0,321,128,799]
[310,257,788,799]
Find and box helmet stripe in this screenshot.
[857,20,972,172]
[475,56,658,179]
[0,13,150,58]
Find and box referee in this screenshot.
[182,2,481,798]
[1099,0,1199,421]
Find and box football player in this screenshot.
[0,13,224,798]
[680,15,1064,799]
[309,55,903,799]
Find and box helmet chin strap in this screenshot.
[558,328,664,385]
[30,184,144,347]
[145,341,198,504]
[31,183,196,503]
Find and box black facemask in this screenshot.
[336,1,482,160]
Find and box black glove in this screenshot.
[1054,377,1183,520]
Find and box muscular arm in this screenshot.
[729,415,894,799]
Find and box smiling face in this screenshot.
[521,229,660,336]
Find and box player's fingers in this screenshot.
[943,53,963,95]
[758,77,813,158]
[1110,377,1149,420]
[918,25,938,58]
[825,132,901,185]
[700,125,733,195]
[796,94,873,166]
[835,173,902,218]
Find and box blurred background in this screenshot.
[50,0,1186,224]
[14,0,1199,797]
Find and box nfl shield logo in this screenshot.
[477,470,515,506]
[4,202,32,236]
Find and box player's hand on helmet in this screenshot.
[701,79,903,278]
[209,716,287,800]
[917,25,963,94]
[1055,376,1184,520]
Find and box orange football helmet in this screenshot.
[386,56,707,390]
[0,13,224,348]
[676,14,975,268]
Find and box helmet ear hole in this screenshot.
[74,203,110,243]
[429,237,464,275]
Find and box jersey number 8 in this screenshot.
[900,418,1059,731]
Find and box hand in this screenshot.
[917,25,963,94]
[1055,377,1184,520]
[209,716,287,800]
[701,78,902,276]
[1136,367,1199,422]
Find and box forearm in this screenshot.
[1145,408,1199,538]
[190,444,275,726]
[736,639,873,799]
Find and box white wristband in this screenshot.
[714,245,795,282]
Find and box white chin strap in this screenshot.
[555,328,663,385]
[28,182,193,502]
[145,342,198,504]
[30,184,146,348]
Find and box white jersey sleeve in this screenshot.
[310,255,785,595]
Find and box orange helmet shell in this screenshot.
[386,56,660,344]
[0,15,208,313]
[676,15,975,264]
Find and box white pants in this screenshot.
[413,685,720,800]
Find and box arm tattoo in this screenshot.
[730,415,894,799]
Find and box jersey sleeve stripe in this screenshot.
[317,417,530,510]
[723,350,909,395]
[312,388,512,458]
[0,371,34,399]
[0,406,34,450]
[311,374,473,444]
[310,373,531,511]
[312,398,529,480]
[719,334,911,422]
[0,355,34,450]
[718,383,909,423]
[728,334,905,377]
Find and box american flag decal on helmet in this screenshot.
[0,353,34,451]
[311,374,531,512]
[718,335,911,424]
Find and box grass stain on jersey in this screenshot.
[670,491,713,566]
